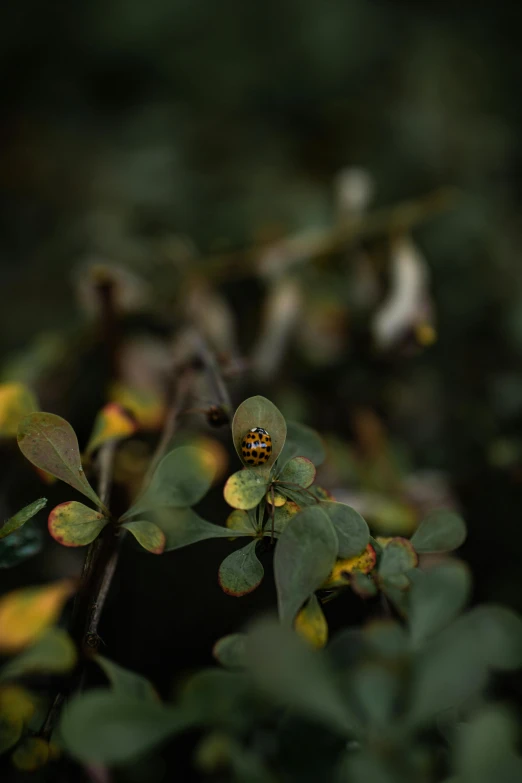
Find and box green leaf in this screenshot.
[155,507,249,551]
[48,501,110,547]
[122,446,216,519]
[350,571,378,598]
[411,510,467,553]
[454,705,519,781]
[121,519,165,554]
[17,412,104,510]
[409,562,471,646]
[275,505,338,624]
[350,663,399,726]
[245,618,355,735]
[232,396,287,475]
[94,656,159,702]
[212,634,247,669]
[218,541,264,596]
[278,456,316,488]
[458,605,522,671]
[0,498,47,540]
[0,629,76,682]
[224,469,268,510]
[364,620,409,660]
[60,690,190,764]
[279,420,326,467]
[320,502,369,558]
[408,630,488,726]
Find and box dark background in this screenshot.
[1,0,522,739]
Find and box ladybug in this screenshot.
[241,427,272,466]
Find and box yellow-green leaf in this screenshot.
[226,510,256,540]
[0,686,36,753]
[85,402,137,458]
[0,581,75,654]
[224,469,267,510]
[295,595,328,649]
[266,490,286,507]
[17,413,104,510]
[109,382,165,430]
[12,737,50,771]
[48,501,109,547]
[0,383,37,438]
[232,396,287,475]
[121,520,165,554]
[0,498,47,540]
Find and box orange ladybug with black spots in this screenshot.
[241,427,272,466]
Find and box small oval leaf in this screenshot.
[122,520,165,554]
[409,562,472,646]
[17,413,104,509]
[218,540,264,596]
[224,469,267,510]
[275,506,338,624]
[0,498,47,540]
[232,396,287,473]
[48,502,109,547]
[411,510,467,553]
[278,456,316,488]
[321,501,370,558]
[212,634,247,669]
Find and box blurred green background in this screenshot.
[1,0,522,695]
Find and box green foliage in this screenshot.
[122,446,216,519]
[94,655,159,702]
[224,469,268,510]
[411,510,467,553]
[212,634,247,670]
[17,412,105,510]
[275,505,338,624]
[59,690,190,764]
[320,501,369,558]
[278,456,316,488]
[155,507,249,551]
[279,421,326,467]
[0,629,76,682]
[409,562,471,645]
[218,541,264,596]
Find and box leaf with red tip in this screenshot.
[48,502,109,547]
[121,520,165,554]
